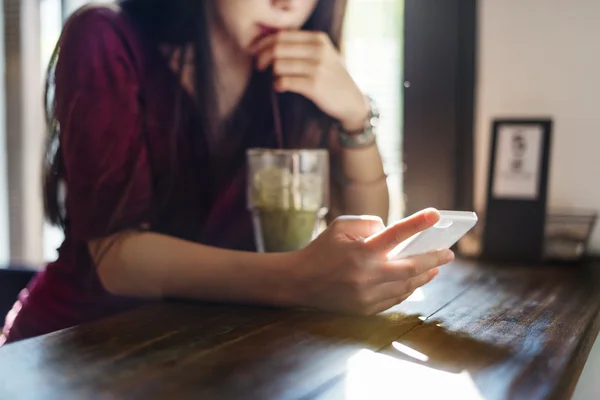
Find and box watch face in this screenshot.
[368,98,380,125]
[337,96,379,146]
[369,113,379,128]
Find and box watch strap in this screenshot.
[337,96,380,148]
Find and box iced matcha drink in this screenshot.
[247,149,329,253]
[252,209,320,252]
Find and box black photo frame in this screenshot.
[482,118,553,264]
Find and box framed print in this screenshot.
[482,119,552,264]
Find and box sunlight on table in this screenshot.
[345,349,483,400]
[391,341,429,363]
[404,288,425,302]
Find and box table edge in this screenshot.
[550,295,600,399]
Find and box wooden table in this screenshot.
[1,258,600,400]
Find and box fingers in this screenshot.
[256,45,320,71]
[370,289,416,314]
[353,247,453,315]
[271,59,320,94]
[252,31,329,71]
[273,59,318,76]
[376,250,454,283]
[251,30,326,55]
[367,268,440,315]
[274,76,314,95]
[329,216,385,241]
[275,30,329,44]
[364,208,440,253]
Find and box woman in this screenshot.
[1,0,453,344]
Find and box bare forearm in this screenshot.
[90,232,294,306]
[339,144,389,221]
[341,178,389,220]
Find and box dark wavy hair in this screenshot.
[42,0,347,241]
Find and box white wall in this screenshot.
[476,0,600,254]
[19,0,45,265]
[344,0,404,223]
[0,6,9,266]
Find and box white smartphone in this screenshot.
[387,211,478,259]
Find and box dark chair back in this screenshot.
[0,267,36,322]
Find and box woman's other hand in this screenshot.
[287,208,455,316]
[251,30,369,132]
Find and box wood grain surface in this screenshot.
[1,259,598,400]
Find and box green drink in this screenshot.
[252,209,320,252]
[247,149,329,253]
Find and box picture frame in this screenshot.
[482,118,553,264]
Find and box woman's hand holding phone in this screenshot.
[287,208,454,315]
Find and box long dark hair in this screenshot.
[42,0,347,241]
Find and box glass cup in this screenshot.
[247,148,329,253]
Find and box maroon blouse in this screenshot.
[1,6,276,344]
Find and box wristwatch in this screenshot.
[337,96,380,148]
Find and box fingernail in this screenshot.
[424,208,440,224]
[430,268,440,278]
[444,250,455,263]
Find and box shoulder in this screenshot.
[62,4,132,43]
[58,4,145,80]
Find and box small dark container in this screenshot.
[458,209,598,264]
[543,209,597,263]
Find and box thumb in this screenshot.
[364,208,440,253]
[330,215,385,240]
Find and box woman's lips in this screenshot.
[257,24,280,38]
[250,25,281,51]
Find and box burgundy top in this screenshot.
[2,6,284,344]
